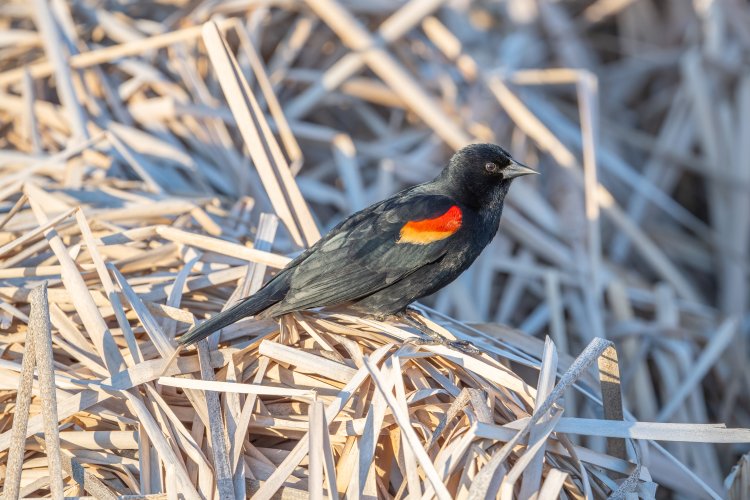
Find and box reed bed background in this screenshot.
[0,0,749,498]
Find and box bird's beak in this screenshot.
[504,159,539,179]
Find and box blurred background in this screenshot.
[1,0,749,496]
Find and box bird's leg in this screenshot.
[398,313,442,345]
[397,309,480,355]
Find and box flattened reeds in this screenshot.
[0,0,749,498]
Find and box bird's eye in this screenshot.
[485,162,498,173]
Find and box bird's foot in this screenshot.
[404,335,441,347]
[399,311,481,355]
[446,339,481,355]
[405,334,480,354]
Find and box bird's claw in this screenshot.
[448,340,481,355]
[405,335,442,347]
[406,335,480,355]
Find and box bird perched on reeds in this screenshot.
[179,143,537,352]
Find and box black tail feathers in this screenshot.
[178,277,288,346]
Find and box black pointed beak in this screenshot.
[504,159,539,180]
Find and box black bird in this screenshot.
[179,144,537,352]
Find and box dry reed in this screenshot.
[0,0,749,498]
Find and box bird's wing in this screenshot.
[271,193,465,313]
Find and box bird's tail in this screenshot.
[178,276,288,346]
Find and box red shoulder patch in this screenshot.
[398,205,462,244]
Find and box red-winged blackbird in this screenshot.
[179,144,536,351]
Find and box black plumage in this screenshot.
[179,144,536,347]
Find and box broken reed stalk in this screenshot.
[598,344,627,460]
[30,282,65,500]
[3,294,38,499]
[3,283,65,499]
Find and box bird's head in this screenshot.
[440,143,538,208]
